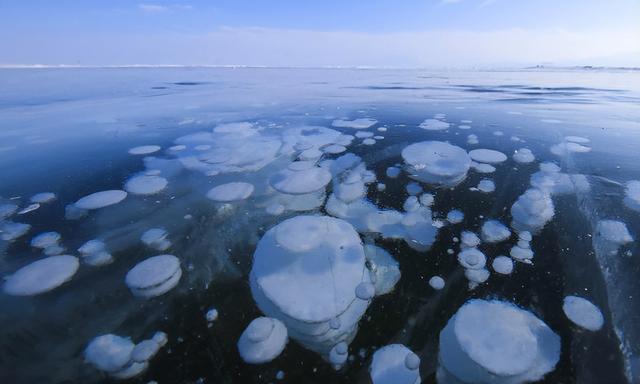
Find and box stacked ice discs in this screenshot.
[237,317,288,364]
[369,344,421,384]
[249,215,371,357]
[402,141,471,187]
[438,299,560,383]
[125,255,182,298]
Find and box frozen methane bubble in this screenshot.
[124,175,168,195]
[85,332,166,379]
[477,179,496,193]
[467,134,479,145]
[332,118,377,129]
[128,145,161,155]
[206,308,219,322]
[355,131,374,138]
[481,220,511,243]
[406,182,423,196]
[362,138,376,145]
[0,221,31,241]
[596,220,633,244]
[75,190,127,210]
[237,317,288,364]
[250,215,371,356]
[419,118,450,131]
[370,344,421,384]
[510,245,534,263]
[471,162,496,174]
[447,210,464,224]
[85,334,135,373]
[30,231,61,249]
[0,203,18,219]
[624,180,640,212]
[513,148,535,164]
[141,228,171,251]
[492,256,514,275]
[386,166,401,178]
[322,144,347,154]
[270,167,331,195]
[78,239,113,266]
[458,248,487,270]
[461,231,481,248]
[438,299,560,384]
[469,149,508,164]
[30,192,56,204]
[511,189,554,233]
[429,276,445,290]
[402,141,471,187]
[206,182,254,202]
[364,244,400,296]
[125,255,182,298]
[329,342,349,368]
[562,296,604,331]
[3,255,79,296]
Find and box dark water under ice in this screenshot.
[1,67,640,383]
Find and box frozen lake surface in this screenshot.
[1,67,640,383]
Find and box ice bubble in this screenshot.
[362,138,376,145]
[565,136,590,143]
[469,149,507,164]
[402,141,471,187]
[335,178,366,203]
[370,344,421,384]
[206,308,219,322]
[447,210,464,224]
[378,127,388,132]
[481,220,511,243]
[467,134,479,145]
[207,182,254,202]
[477,179,495,193]
[124,175,168,195]
[266,203,285,215]
[85,334,135,373]
[17,203,40,215]
[270,167,331,195]
[131,339,162,363]
[458,125,471,130]
[438,299,560,383]
[141,228,171,251]
[377,183,386,192]
[461,231,481,248]
[237,317,288,364]
[168,144,186,151]
[330,342,349,367]
[30,231,61,249]
[419,193,434,207]
[406,182,423,196]
[0,203,18,219]
[332,118,377,129]
[322,144,347,154]
[3,255,79,296]
[510,245,534,263]
[550,142,591,156]
[465,268,490,287]
[624,180,640,212]
[386,166,401,178]
[75,190,127,210]
[513,148,535,164]
[471,162,496,174]
[364,244,400,296]
[492,256,514,275]
[0,221,31,241]
[419,118,450,131]
[596,220,633,245]
[429,276,445,290]
[458,248,487,270]
[519,231,532,241]
[299,148,324,160]
[355,282,376,300]
[129,145,161,155]
[30,192,56,204]
[355,131,374,138]
[79,239,113,266]
[276,370,285,380]
[562,296,604,331]
[250,215,370,356]
[511,189,554,233]
[125,255,182,298]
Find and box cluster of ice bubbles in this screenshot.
[0,114,634,382]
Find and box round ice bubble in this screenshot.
[3,255,79,296]
[125,255,182,298]
[402,141,471,187]
[75,190,127,210]
[563,296,604,331]
[206,182,254,202]
[469,149,507,164]
[237,317,288,364]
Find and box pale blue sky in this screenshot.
[1,0,638,67]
